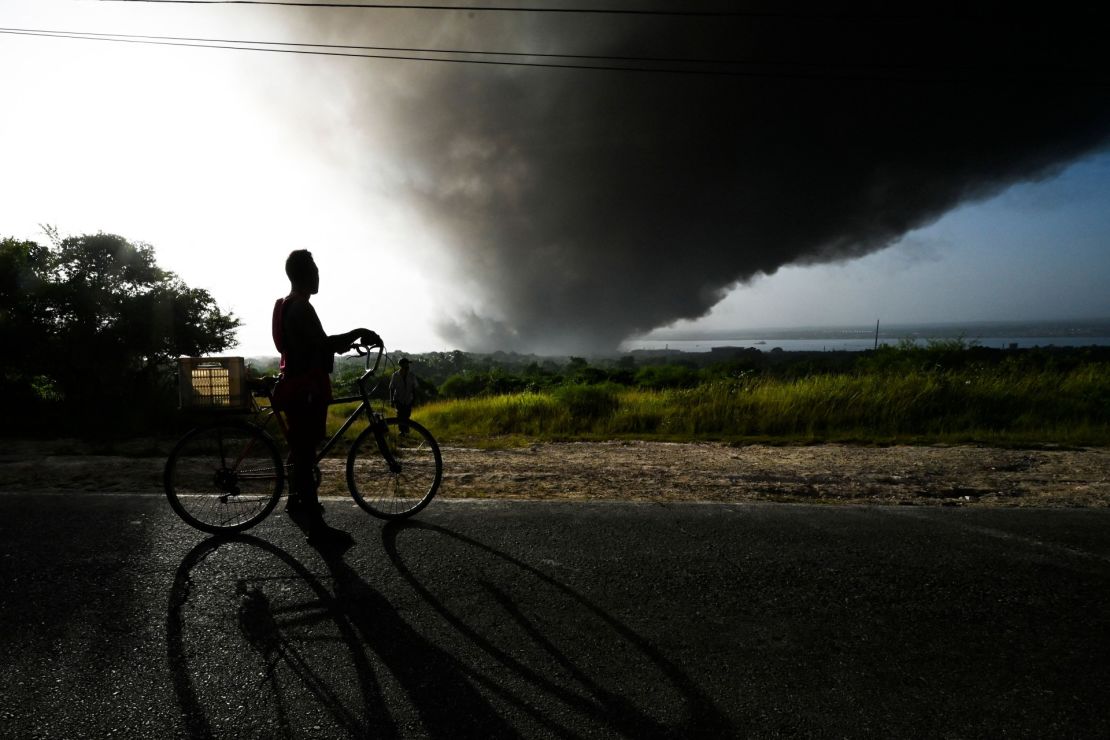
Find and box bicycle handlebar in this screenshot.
[352,342,385,374]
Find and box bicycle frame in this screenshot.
[166,343,444,534]
[252,346,400,471]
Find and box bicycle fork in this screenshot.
[370,416,403,474]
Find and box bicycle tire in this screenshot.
[164,421,284,533]
[346,418,442,519]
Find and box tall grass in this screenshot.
[417,365,1110,446]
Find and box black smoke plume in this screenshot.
[297,3,1110,353]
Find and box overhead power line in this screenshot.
[0,27,840,78]
[93,1,1102,23]
[0,26,762,67]
[2,27,1105,86]
[0,28,743,75]
[94,0,749,17]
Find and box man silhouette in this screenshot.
[273,249,380,543]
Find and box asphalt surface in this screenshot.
[2,494,1110,738]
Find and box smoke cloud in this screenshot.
[295,4,1110,353]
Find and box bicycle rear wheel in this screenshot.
[164,421,284,533]
[346,418,442,519]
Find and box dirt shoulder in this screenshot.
[1,440,1108,507]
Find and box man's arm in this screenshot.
[287,302,380,354]
[326,328,382,354]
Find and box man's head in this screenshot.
[286,249,320,294]
[399,358,410,373]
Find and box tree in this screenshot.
[0,238,51,406]
[0,231,240,422]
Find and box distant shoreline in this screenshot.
[635,318,1110,345]
[238,319,1110,361]
[622,336,1110,355]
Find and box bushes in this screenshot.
[419,362,1110,446]
[552,383,620,422]
[633,364,700,389]
[440,369,533,399]
[335,345,1110,446]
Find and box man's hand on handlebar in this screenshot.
[361,330,388,348]
[352,328,383,351]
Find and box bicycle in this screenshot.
[164,344,443,534]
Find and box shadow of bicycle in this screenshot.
[167,535,380,737]
[375,520,732,738]
[167,533,521,738]
[166,523,732,737]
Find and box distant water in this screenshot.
[623,336,1110,353]
[623,321,1110,353]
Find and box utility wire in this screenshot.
[0,28,842,77]
[94,1,1096,23]
[0,26,771,67]
[2,27,1104,85]
[93,0,751,17]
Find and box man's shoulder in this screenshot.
[283,297,318,321]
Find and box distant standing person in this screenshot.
[390,358,417,432]
[273,249,381,543]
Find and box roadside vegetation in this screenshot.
[2,231,239,437]
[389,341,1110,447]
[5,229,1106,448]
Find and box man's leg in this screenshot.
[296,401,352,544]
[285,400,325,518]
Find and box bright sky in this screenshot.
[3,1,1109,356]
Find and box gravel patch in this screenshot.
[2,440,1107,507]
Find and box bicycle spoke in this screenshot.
[165,422,283,533]
[347,419,442,519]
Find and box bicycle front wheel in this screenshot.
[346,418,442,519]
[164,421,284,533]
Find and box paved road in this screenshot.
[1,494,1109,738]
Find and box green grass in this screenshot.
[415,366,1110,447]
